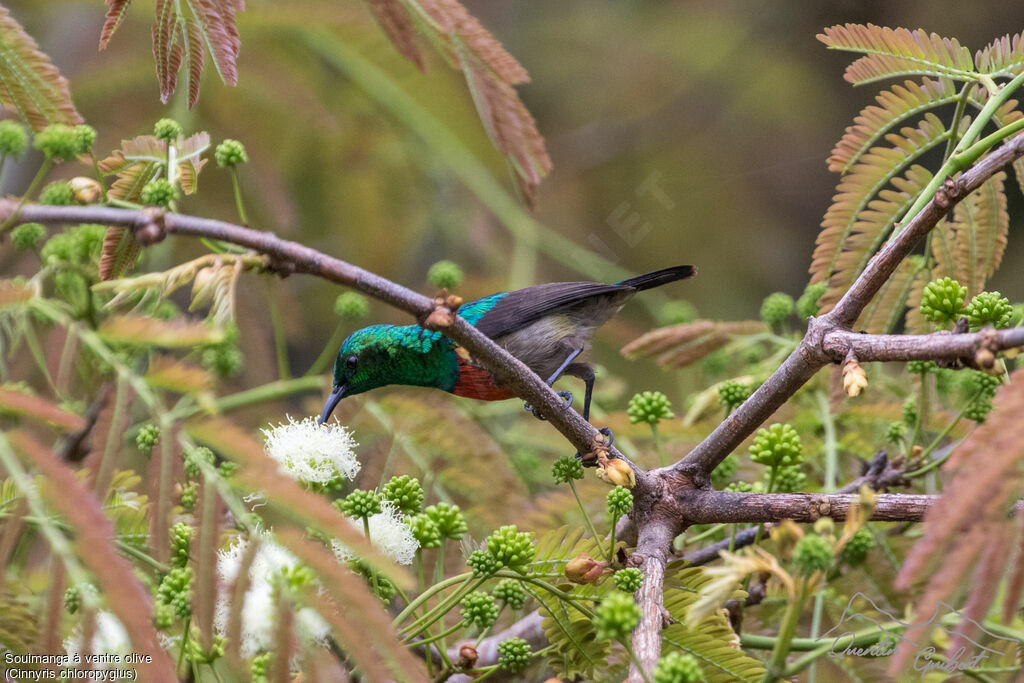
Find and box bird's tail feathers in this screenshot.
[617,265,697,291]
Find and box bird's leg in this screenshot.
[524,347,583,420]
[562,364,616,464]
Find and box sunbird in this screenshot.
[319,265,696,428]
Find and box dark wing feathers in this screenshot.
[474,281,628,338]
[473,265,696,339]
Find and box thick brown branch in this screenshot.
[823,327,1024,363]
[674,131,1024,480]
[0,201,642,478]
[626,520,675,683]
[679,490,937,524]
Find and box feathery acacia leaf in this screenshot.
[812,113,951,297]
[662,566,765,682]
[829,78,959,173]
[0,385,85,432]
[361,0,550,204]
[365,0,425,70]
[540,601,612,680]
[7,431,177,680]
[818,24,976,85]
[98,315,223,348]
[99,0,133,50]
[621,320,766,368]
[939,171,1008,297]
[976,32,1024,77]
[893,372,1024,671]
[0,6,83,130]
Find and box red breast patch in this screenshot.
[452,356,516,401]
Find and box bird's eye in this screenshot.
[346,355,358,370]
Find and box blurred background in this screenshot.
[3,0,1024,400]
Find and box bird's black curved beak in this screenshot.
[319,385,346,424]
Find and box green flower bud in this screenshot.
[725,480,766,493]
[466,549,501,577]
[427,260,463,289]
[72,125,97,154]
[613,567,643,592]
[180,483,197,511]
[153,118,182,142]
[250,653,271,682]
[334,291,369,319]
[201,344,243,378]
[33,124,78,160]
[793,534,832,575]
[606,485,634,518]
[749,423,802,467]
[770,465,807,493]
[710,454,738,488]
[885,421,905,445]
[64,583,97,614]
[627,390,674,425]
[919,277,967,325]
[136,423,160,454]
[796,282,827,319]
[702,349,727,377]
[906,360,935,375]
[659,300,697,326]
[902,396,917,426]
[154,601,175,629]
[338,489,382,519]
[184,446,215,480]
[170,522,193,569]
[425,502,467,539]
[157,566,193,619]
[39,180,72,206]
[760,292,795,326]
[653,651,705,683]
[460,590,499,629]
[840,527,875,566]
[406,513,441,549]
[0,120,29,158]
[496,637,531,673]
[717,381,749,411]
[552,455,584,484]
[594,591,642,640]
[11,222,46,250]
[215,139,248,167]
[965,291,1013,330]
[381,475,424,515]
[493,578,527,609]
[140,178,178,207]
[485,525,535,572]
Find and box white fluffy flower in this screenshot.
[214,536,330,659]
[332,500,418,566]
[64,611,130,666]
[262,416,360,485]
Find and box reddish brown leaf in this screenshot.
[366,0,425,70]
[153,0,183,104]
[8,431,177,681]
[0,6,83,130]
[431,0,528,84]
[184,19,205,109]
[98,314,223,347]
[98,227,140,281]
[0,386,85,432]
[191,0,241,86]
[99,0,133,50]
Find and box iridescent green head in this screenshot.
[319,324,457,423]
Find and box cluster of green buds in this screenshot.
[594,591,642,640]
[64,583,97,614]
[485,525,535,572]
[839,527,875,565]
[760,292,795,327]
[155,565,193,621]
[710,454,738,488]
[40,180,73,206]
[627,391,674,425]
[918,277,967,325]
[770,465,807,493]
[337,489,381,519]
[184,445,216,480]
[427,260,464,289]
[460,591,499,629]
[749,423,802,469]
[961,370,1002,422]
[135,424,160,455]
[425,501,468,539]
[493,578,527,609]
[659,300,698,326]
[170,522,193,568]
[11,222,46,251]
[613,567,643,592]
[406,513,441,549]
[34,123,96,161]
[964,291,1014,330]
[201,324,244,378]
[381,475,424,515]
[796,282,827,319]
[792,533,833,575]
[717,380,749,411]
[607,486,634,518]
[496,637,532,672]
[552,455,584,484]
[653,651,706,683]
[0,120,29,158]
[334,291,370,319]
